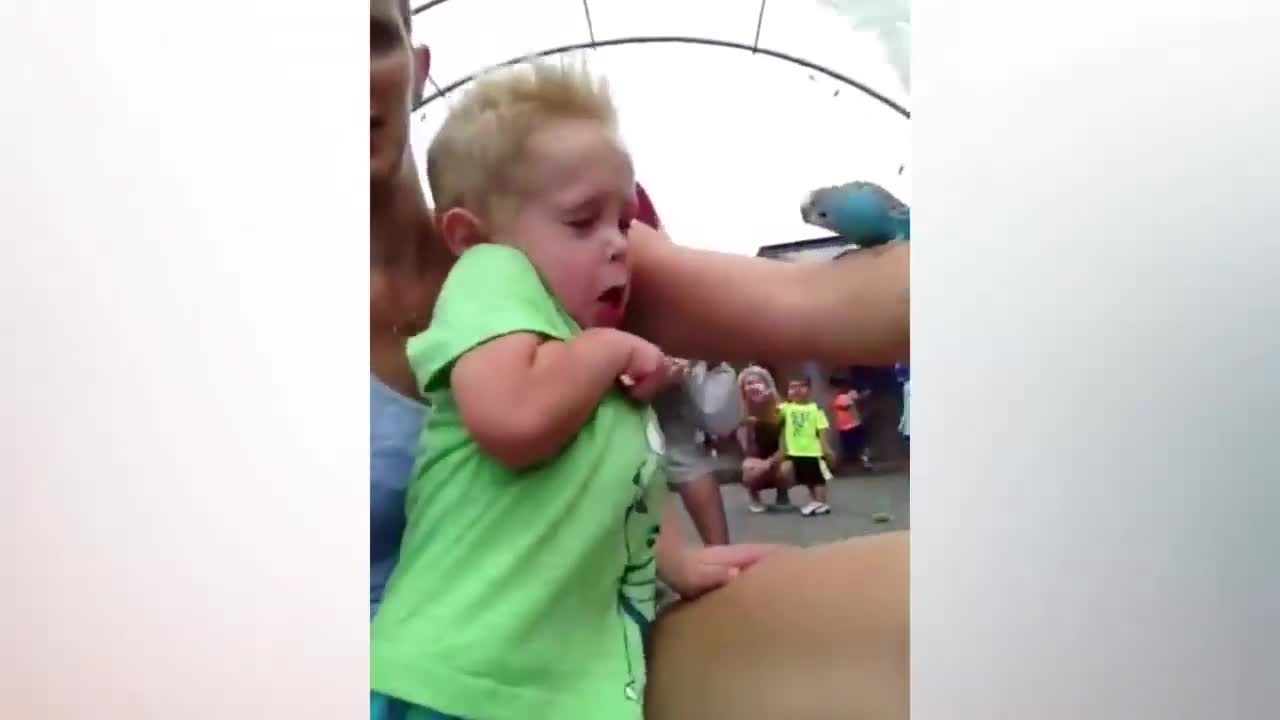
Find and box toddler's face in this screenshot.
[788,381,810,402]
[495,120,636,329]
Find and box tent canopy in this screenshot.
[408,0,911,254]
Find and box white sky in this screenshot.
[409,0,911,254]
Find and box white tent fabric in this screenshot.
[409,0,910,254]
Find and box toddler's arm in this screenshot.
[821,432,837,464]
[451,327,639,470]
[816,411,835,462]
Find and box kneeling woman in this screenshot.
[736,366,794,513]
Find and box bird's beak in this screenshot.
[799,193,816,223]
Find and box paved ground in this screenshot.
[675,470,910,547]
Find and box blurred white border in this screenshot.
[2,0,1278,717]
[913,1,1280,717]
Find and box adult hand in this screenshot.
[666,543,789,600]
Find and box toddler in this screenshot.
[780,377,836,516]
[371,61,672,720]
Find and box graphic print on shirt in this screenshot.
[616,415,664,703]
[787,406,813,435]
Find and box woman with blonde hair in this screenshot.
[736,366,795,513]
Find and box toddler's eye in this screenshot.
[618,217,633,232]
[567,216,596,232]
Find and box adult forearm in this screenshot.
[807,243,909,365]
[646,532,909,720]
[627,225,909,366]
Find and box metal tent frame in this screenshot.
[410,0,910,119]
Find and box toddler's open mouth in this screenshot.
[597,285,626,307]
[594,284,628,327]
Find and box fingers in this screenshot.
[657,357,689,390]
[704,543,791,571]
[625,370,670,401]
[666,357,690,376]
[675,543,795,599]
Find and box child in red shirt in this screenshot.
[830,378,872,471]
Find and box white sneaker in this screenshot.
[748,501,767,514]
[800,501,822,517]
[812,502,832,516]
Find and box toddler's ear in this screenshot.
[412,45,431,104]
[438,207,487,258]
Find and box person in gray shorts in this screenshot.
[653,360,736,546]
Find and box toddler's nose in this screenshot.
[607,229,628,263]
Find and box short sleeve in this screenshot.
[406,244,576,394]
[814,407,830,430]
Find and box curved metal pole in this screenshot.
[411,0,455,15]
[411,35,910,119]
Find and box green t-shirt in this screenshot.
[779,401,829,457]
[370,244,668,720]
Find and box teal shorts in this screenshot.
[370,692,468,720]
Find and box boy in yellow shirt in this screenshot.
[779,377,836,517]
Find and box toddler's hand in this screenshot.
[666,543,790,600]
[616,334,668,402]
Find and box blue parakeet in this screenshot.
[800,181,910,247]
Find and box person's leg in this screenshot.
[664,420,730,545]
[771,460,795,508]
[792,457,824,515]
[645,531,909,720]
[740,458,769,513]
[656,388,730,543]
[839,428,858,470]
[676,474,730,545]
[855,425,872,470]
[812,476,831,514]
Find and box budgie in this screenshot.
[800,181,910,247]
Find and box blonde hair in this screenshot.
[426,59,620,218]
[738,365,781,413]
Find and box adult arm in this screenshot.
[735,423,756,458]
[646,531,910,720]
[772,417,788,465]
[626,222,909,366]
